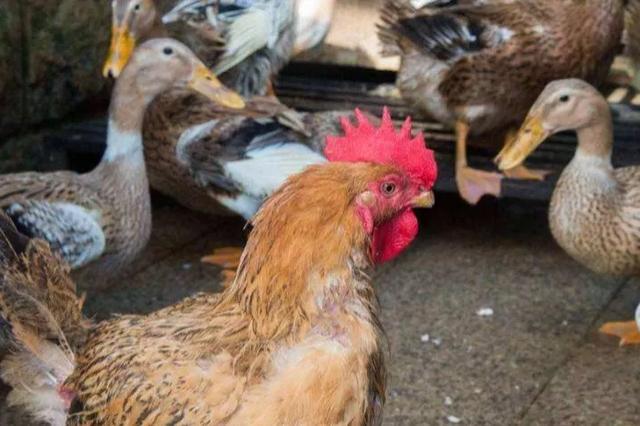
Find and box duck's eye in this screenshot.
[380,182,397,196]
[163,47,173,56]
[133,3,141,11]
[559,95,570,103]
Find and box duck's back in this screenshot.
[142,93,339,218]
[143,91,238,215]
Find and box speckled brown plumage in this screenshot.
[550,162,640,276]
[379,0,625,135]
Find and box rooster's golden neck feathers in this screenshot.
[223,163,398,338]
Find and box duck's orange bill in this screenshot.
[103,26,136,78]
[496,115,548,172]
[188,64,246,110]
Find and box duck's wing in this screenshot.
[177,115,325,218]
[178,107,356,203]
[163,0,294,75]
[0,173,106,269]
[379,0,524,60]
[212,0,295,75]
[615,165,640,208]
[4,201,105,270]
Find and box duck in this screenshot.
[378,0,625,204]
[143,95,349,219]
[496,78,640,346]
[104,0,295,97]
[143,90,359,273]
[0,38,244,284]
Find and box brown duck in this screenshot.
[497,78,640,346]
[142,94,349,219]
[379,0,625,204]
[0,39,243,280]
[139,90,360,275]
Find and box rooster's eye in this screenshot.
[380,182,397,196]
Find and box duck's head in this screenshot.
[104,0,164,79]
[120,38,245,109]
[496,79,607,170]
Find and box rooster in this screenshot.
[0,110,437,425]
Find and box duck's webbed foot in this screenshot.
[456,166,503,205]
[600,321,640,346]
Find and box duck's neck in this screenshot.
[563,106,616,193]
[574,106,613,163]
[102,75,148,163]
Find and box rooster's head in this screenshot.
[324,107,438,263]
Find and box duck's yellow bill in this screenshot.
[188,64,246,110]
[496,116,549,171]
[102,26,136,79]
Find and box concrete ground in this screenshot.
[62,193,638,425]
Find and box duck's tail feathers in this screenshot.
[0,212,87,425]
[378,0,489,60]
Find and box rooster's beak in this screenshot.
[411,190,435,208]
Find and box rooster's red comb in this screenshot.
[324,107,437,188]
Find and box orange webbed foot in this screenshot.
[456,166,503,205]
[599,320,640,346]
